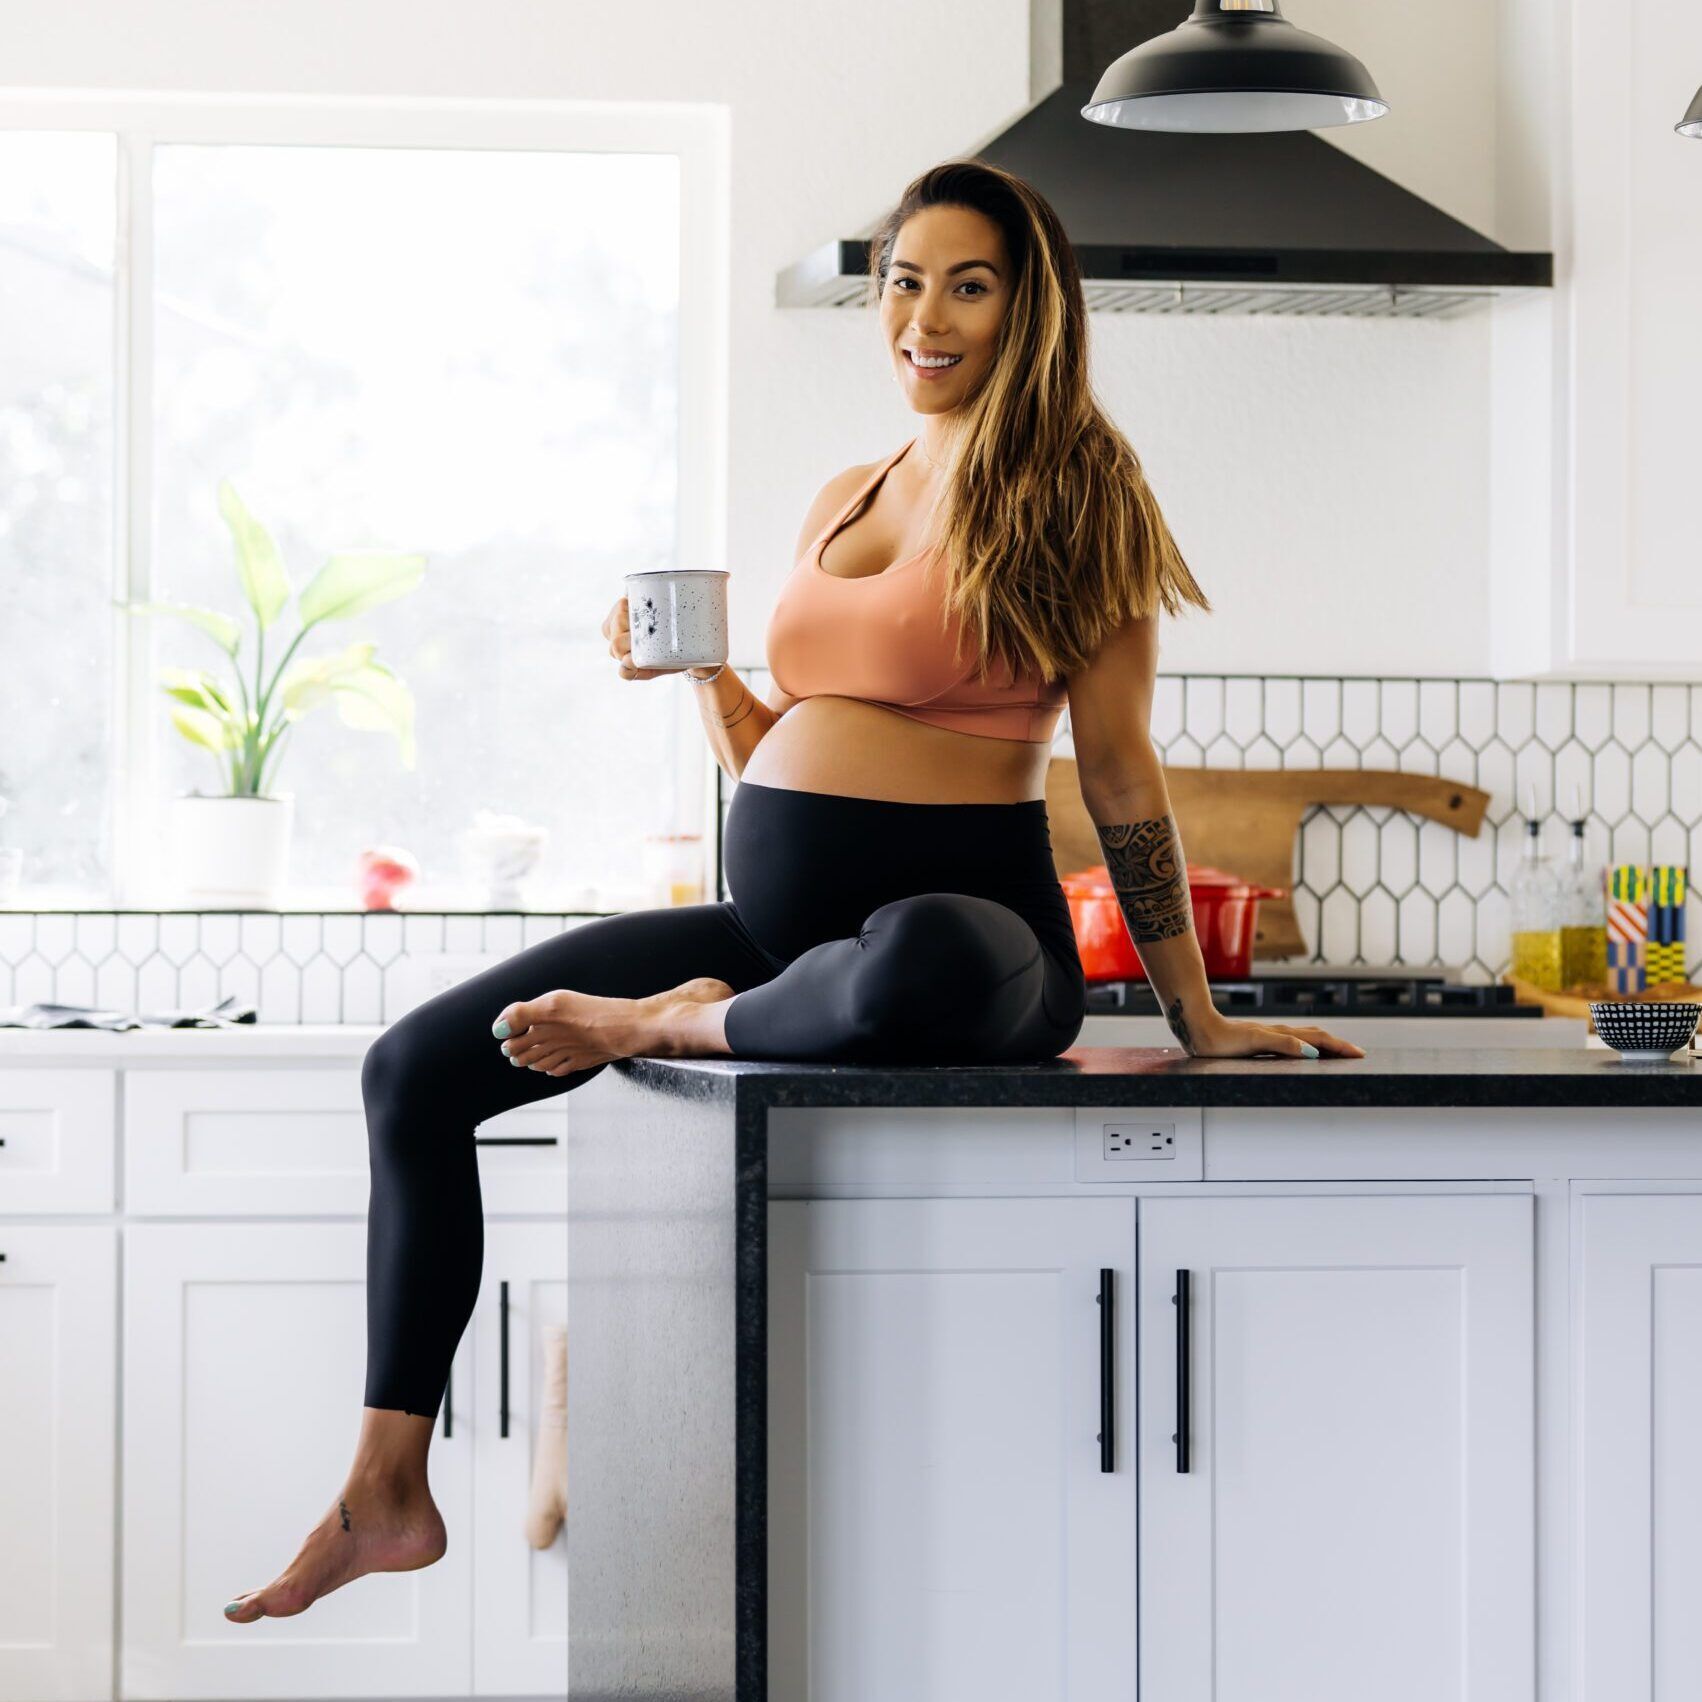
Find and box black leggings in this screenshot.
[359,778,1087,1415]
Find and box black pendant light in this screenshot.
[1679,85,1702,138]
[1082,0,1389,134]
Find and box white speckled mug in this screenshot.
[623,569,730,671]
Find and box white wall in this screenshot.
[1299,0,1504,240]
[0,0,1527,678]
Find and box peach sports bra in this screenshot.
[764,438,1068,744]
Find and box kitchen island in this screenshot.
[569,1044,1702,1702]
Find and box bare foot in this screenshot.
[494,978,734,1075]
[223,1475,447,1623]
[637,977,737,1059]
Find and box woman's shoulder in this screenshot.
[792,456,884,564]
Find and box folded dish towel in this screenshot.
[525,1322,568,1550]
[0,995,258,1031]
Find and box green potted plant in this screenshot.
[116,480,426,907]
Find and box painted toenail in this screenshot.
[492,1019,511,1039]
[509,1055,522,1066]
[224,1600,245,1615]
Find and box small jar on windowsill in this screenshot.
[640,833,705,906]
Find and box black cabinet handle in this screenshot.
[473,1135,560,1147]
[442,1359,452,1439]
[499,1279,511,1439]
[1096,1267,1115,1472]
[1173,1269,1192,1473]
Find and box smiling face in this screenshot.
[880,203,1010,417]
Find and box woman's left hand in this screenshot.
[1186,1015,1366,1060]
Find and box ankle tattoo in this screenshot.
[339,1498,351,1532]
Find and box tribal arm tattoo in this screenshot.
[1093,811,1217,1055]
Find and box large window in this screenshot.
[0,132,117,896]
[0,97,725,910]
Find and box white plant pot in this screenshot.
[170,793,294,908]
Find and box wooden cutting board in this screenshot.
[1503,974,1702,1024]
[1044,759,1491,959]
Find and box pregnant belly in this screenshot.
[740,696,1049,804]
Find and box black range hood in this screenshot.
[777,0,1552,319]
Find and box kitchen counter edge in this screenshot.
[2,1028,1697,1107]
[617,1045,1702,1108]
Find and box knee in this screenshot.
[361,1019,439,1126]
[847,894,1018,1042]
[864,893,1015,979]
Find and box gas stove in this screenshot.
[1084,963,1541,1019]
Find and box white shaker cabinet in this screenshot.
[768,1189,1535,1702]
[1491,0,1702,679]
[0,1226,117,1702]
[124,1067,568,1219]
[121,1222,476,1700]
[1138,1192,1535,1702]
[767,1196,1138,1701]
[1553,0,1702,675]
[0,1038,571,1702]
[1575,1189,1702,1701]
[0,1068,115,1212]
[471,1222,569,1698]
[118,1211,568,1700]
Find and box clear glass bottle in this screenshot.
[1556,812,1608,989]
[1508,806,1563,991]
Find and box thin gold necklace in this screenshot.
[916,436,949,473]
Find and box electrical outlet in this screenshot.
[1073,1107,1202,1181]
[1103,1121,1176,1161]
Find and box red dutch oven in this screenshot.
[1060,864,1288,983]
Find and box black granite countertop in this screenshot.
[617,1044,1702,1109]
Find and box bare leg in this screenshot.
[224,1408,443,1622]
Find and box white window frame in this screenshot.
[0,91,729,910]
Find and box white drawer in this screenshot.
[0,1069,116,1213]
[124,1068,566,1217]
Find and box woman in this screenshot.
[223,159,1363,1624]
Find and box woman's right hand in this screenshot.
[602,595,672,681]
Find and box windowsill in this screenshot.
[3,905,627,916]
[1,883,683,916]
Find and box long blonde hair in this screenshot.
[867,159,1212,685]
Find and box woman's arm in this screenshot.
[1077,760,1222,1052]
[1068,617,1211,1045]
[691,463,874,782]
[1067,614,1363,1060]
[684,666,780,782]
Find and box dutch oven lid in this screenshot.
[1060,863,1287,900]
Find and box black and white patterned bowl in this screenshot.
[1589,1001,1700,1062]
